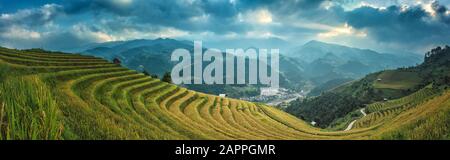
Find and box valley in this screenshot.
[287,46,450,131]
[77,39,421,101]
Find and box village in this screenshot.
[240,87,305,109]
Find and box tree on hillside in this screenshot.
[113,57,121,64]
[162,72,172,83]
[424,46,450,64]
[142,70,150,76]
[143,70,159,79]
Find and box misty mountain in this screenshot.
[204,37,292,52]
[79,38,423,97]
[286,40,423,85]
[79,38,305,97]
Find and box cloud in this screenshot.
[317,23,367,38]
[0,25,41,40]
[243,8,273,24]
[344,1,450,50]
[0,0,331,44]
[0,0,450,53]
[71,24,115,42]
[0,4,63,30]
[431,1,450,23]
[64,0,133,15]
[59,0,330,35]
[0,3,64,48]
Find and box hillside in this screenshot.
[0,47,449,140]
[286,46,450,129]
[79,38,306,98]
[287,40,422,85]
[78,39,421,98]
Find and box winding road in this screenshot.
[344,108,367,131]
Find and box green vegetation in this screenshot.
[287,46,450,130]
[0,46,449,140]
[286,93,365,128]
[380,108,450,140]
[0,76,62,140]
[162,72,172,83]
[353,85,438,129]
[308,78,354,96]
[142,70,158,79]
[327,109,364,131]
[378,91,450,140]
[373,70,422,90]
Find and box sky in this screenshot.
[0,0,450,54]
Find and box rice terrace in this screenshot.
[1,46,449,140]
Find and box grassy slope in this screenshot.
[373,70,422,90]
[0,47,449,140]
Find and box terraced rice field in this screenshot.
[373,70,422,90]
[353,86,438,129]
[1,47,449,140]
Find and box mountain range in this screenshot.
[286,46,450,128]
[286,40,423,85]
[76,38,423,97]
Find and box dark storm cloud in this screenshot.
[64,0,133,15]
[60,0,246,34]
[345,2,450,45]
[57,0,330,34]
[432,1,450,24]
[235,0,325,10]
[1,0,450,52]
[127,0,255,34]
[0,0,331,39]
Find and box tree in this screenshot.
[143,70,159,79]
[162,72,172,83]
[151,74,159,79]
[142,70,150,76]
[113,57,121,64]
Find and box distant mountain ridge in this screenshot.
[83,38,191,59]
[288,40,422,63]
[287,40,423,85]
[286,45,450,128]
[78,38,423,97]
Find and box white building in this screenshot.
[260,88,279,96]
[219,94,227,97]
